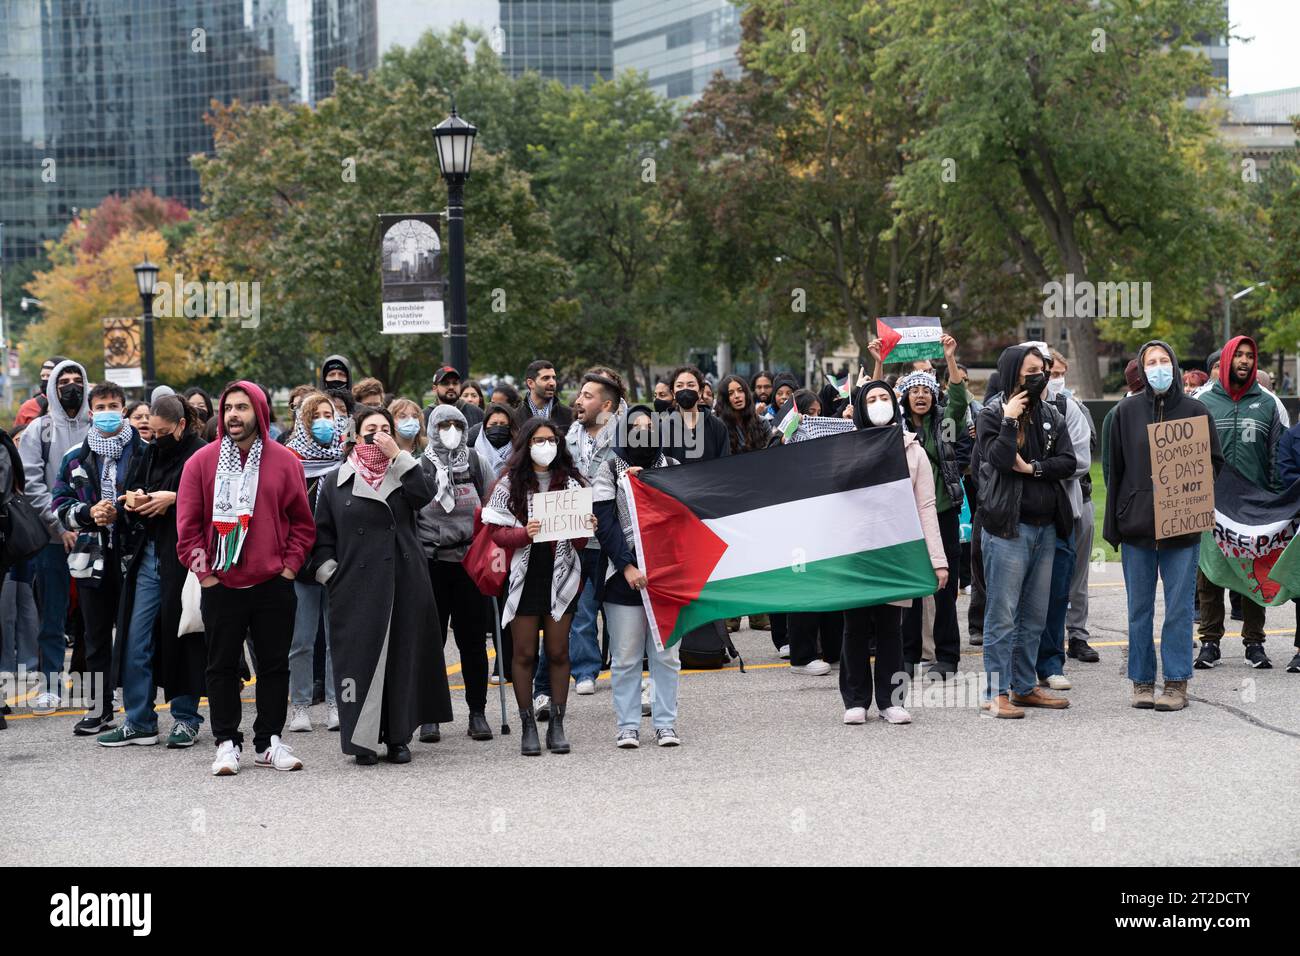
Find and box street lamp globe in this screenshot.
[432,107,478,182]
[133,260,160,298]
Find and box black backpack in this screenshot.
[678,620,745,671]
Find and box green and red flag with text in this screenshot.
[1199,465,1300,607]
[625,427,938,649]
[876,315,944,365]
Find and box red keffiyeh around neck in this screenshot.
[350,442,391,490]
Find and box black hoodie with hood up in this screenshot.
[1102,340,1223,550]
[975,346,1076,539]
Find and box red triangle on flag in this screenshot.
[876,317,902,363]
[628,475,728,642]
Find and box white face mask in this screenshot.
[1047,377,1066,399]
[866,400,895,427]
[438,425,463,450]
[530,440,558,467]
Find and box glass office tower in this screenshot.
[498,0,612,89]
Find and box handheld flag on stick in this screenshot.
[876,316,944,365]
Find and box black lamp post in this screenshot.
[133,260,160,391]
[431,105,478,379]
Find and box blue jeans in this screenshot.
[568,548,604,683]
[289,581,333,706]
[982,524,1056,698]
[1121,542,1197,684]
[122,542,204,733]
[34,541,70,684]
[605,602,680,730]
[1036,530,1075,679]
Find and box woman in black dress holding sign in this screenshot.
[481,418,595,757]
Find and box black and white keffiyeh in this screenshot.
[285,415,343,480]
[425,406,471,512]
[481,473,582,624]
[211,435,262,571]
[87,424,134,505]
[789,415,857,443]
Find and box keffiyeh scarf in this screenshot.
[473,424,510,479]
[425,430,470,513]
[349,442,391,491]
[525,394,554,420]
[285,417,343,480]
[789,415,857,443]
[481,473,583,625]
[212,435,262,571]
[87,424,134,506]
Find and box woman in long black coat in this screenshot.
[310,406,452,765]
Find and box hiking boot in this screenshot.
[1194,641,1221,669]
[520,707,541,756]
[1067,637,1100,662]
[1245,643,1272,669]
[1009,688,1070,709]
[985,695,1024,719]
[1131,682,1156,708]
[749,614,770,631]
[1154,680,1189,711]
[545,703,570,754]
[725,617,741,633]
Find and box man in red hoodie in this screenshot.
[177,381,316,775]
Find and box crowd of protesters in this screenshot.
[0,333,1295,767]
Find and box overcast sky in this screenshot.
[376,0,1300,97]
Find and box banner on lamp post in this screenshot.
[103,316,143,388]
[378,213,445,335]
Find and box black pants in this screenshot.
[840,604,904,712]
[76,554,121,719]
[429,558,489,713]
[787,610,843,666]
[968,507,986,636]
[904,507,961,668]
[1196,569,1265,643]
[202,576,295,751]
[770,613,787,652]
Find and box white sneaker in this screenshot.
[326,702,339,730]
[641,682,651,717]
[575,678,596,695]
[881,706,912,725]
[32,691,61,715]
[254,734,303,771]
[797,659,831,676]
[1042,674,1072,690]
[289,705,312,732]
[489,674,503,685]
[843,707,868,724]
[778,645,791,660]
[211,740,241,776]
[533,694,551,721]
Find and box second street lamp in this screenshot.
[431,105,477,379]
[133,259,160,391]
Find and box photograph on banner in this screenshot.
[531,487,594,543]
[876,316,944,364]
[378,213,444,335]
[102,316,143,388]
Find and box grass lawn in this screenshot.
[1090,460,1119,562]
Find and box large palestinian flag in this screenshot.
[876,315,944,364]
[625,426,939,649]
[1198,464,1300,607]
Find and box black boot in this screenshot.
[546,703,570,754]
[520,707,541,756]
[387,741,412,764]
[467,711,493,741]
[354,749,378,766]
[419,723,440,743]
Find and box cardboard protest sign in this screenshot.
[531,487,594,543]
[1148,417,1215,539]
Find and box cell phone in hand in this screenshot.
[363,434,375,444]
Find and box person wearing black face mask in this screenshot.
[469,402,517,480]
[661,365,729,463]
[974,346,1076,719]
[593,405,683,747]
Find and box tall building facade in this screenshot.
[498,0,612,89]
[0,0,378,262]
[613,0,741,101]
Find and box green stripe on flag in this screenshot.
[668,540,936,644]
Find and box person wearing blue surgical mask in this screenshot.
[1103,341,1224,712]
[387,399,426,456]
[50,382,145,737]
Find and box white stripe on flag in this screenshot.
[702,478,923,582]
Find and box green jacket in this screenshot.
[1197,380,1283,492]
[915,380,969,513]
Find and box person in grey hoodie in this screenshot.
[416,404,493,743]
[19,358,90,712]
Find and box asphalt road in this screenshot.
[3,558,1298,866]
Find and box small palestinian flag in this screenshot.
[1198,465,1300,607]
[779,409,803,442]
[877,315,944,365]
[625,426,939,649]
[829,370,851,399]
